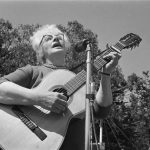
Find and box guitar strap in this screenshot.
[12,106,47,141]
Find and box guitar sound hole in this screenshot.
[53,88,69,101]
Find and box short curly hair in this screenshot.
[30,24,70,63]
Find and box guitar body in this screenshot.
[0,70,86,150]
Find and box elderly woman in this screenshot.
[0,24,121,150]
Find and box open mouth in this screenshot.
[52,43,62,48]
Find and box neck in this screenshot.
[46,53,65,67]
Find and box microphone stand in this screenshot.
[85,42,98,150]
[84,42,105,150]
[99,120,105,150]
[84,42,92,150]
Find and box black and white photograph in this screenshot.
[0,0,149,150]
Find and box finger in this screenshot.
[53,104,67,114]
[114,52,121,57]
[57,100,68,108]
[57,94,68,106]
[116,53,122,59]
[54,102,67,111]
[103,52,115,59]
[51,106,61,114]
[104,52,121,61]
[58,93,67,101]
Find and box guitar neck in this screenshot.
[64,41,125,96]
[64,70,86,96]
[94,41,125,70]
[55,33,142,97]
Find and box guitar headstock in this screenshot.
[119,33,142,50]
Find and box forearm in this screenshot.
[93,75,112,119]
[93,51,121,118]
[0,81,36,105]
[95,75,112,107]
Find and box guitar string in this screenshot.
[68,71,86,93]
[63,71,84,90]
[31,43,124,115]
[27,37,140,120]
[56,43,123,100]
[67,42,125,94]
[24,38,135,123]
[64,70,86,95]
[65,75,83,93]
[42,47,116,114]
[94,41,126,70]
[33,41,127,115]
[38,43,128,115]
[37,71,87,115]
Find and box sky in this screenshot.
[0,0,149,78]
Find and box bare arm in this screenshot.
[0,81,67,114]
[95,52,121,107]
[0,81,35,105]
[96,75,112,107]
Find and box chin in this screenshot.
[51,48,65,55]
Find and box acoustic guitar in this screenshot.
[0,33,142,150]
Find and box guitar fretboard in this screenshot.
[94,41,125,70]
[63,41,125,96]
[64,70,86,96]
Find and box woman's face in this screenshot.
[40,27,70,59]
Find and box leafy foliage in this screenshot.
[0,19,39,76]
[64,20,100,72]
[104,71,150,150]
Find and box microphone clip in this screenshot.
[75,39,90,53]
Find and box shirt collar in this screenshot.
[43,63,67,69]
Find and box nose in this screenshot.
[53,36,59,42]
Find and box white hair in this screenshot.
[30,24,70,63]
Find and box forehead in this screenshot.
[37,25,70,48]
[43,26,63,35]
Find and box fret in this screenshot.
[114,43,122,51]
[63,33,142,97]
[94,47,114,71]
[113,41,125,51]
[93,42,125,71]
[116,41,125,49]
[64,70,86,96]
[94,58,107,70]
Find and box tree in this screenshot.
[0,18,14,75]
[63,20,100,73]
[0,19,39,75]
[127,72,150,149]
[105,71,150,150]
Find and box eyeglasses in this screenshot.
[39,33,64,46]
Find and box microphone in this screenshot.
[74,39,89,52]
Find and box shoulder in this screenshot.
[18,64,34,74]
[0,64,53,88]
[0,64,35,87]
[25,64,53,88]
[27,64,53,78]
[18,64,51,77]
